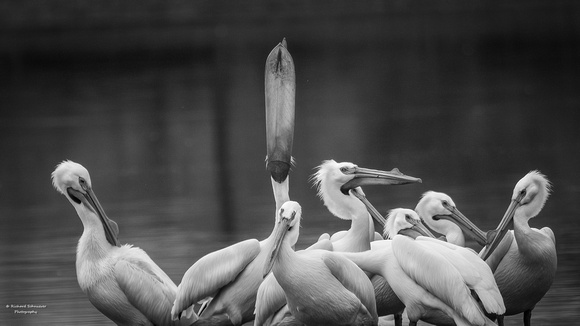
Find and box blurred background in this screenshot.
[1,1,579,325]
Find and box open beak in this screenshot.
[434,203,488,246]
[265,38,295,184]
[479,190,525,260]
[263,211,295,278]
[67,187,120,247]
[340,167,421,192]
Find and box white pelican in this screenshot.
[478,171,557,326]
[342,209,505,326]
[414,191,495,325]
[420,172,557,326]
[171,39,296,325]
[52,160,195,326]
[258,201,378,326]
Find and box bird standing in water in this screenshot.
[52,160,195,326]
[480,171,557,326]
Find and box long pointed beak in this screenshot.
[85,188,120,247]
[265,38,295,184]
[435,204,488,246]
[263,214,294,278]
[69,187,120,247]
[350,188,387,227]
[413,219,437,238]
[340,167,421,192]
[399,220,436,239]
[479,192,524,260]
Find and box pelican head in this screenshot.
[416,191,487,246]
[511,170,552,219]
[264,201,302,277]
[311,160,421,224]
[52,160,120,247]
[384,208,435,240]
[481,170,552,260]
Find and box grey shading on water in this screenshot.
[1,2,580,325]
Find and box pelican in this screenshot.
[480,171,556,326]
[414,191,492,325]
[342,209,505,326]
[171,39,296,325]
[421,172,557,326]
[52,160,195,326]
[313,160,421,325]
[254,231,334,326]
[258,201,378,326]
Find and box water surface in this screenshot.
[1,35,579,325]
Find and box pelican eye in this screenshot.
[441,200,453,211]
[516,188,528,204]
[287,212,296,230]
[79,177,89,191]
[340,167,348,173]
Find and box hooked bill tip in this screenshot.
[281,38,288,49]
[486,229,498,244]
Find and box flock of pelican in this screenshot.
[52,39,556,326]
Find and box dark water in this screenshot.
[1,33,580,325]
